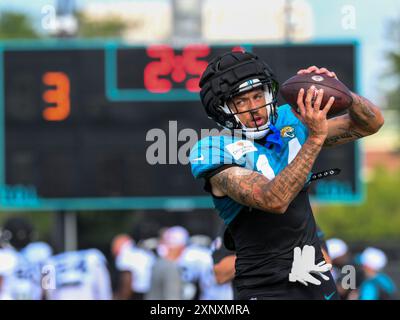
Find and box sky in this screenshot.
[0,0,399,105]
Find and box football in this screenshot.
[280,72,353,117]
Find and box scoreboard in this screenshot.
[0,41,362,211]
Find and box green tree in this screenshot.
[0,12,40,39]
[386,18,400,140]
[387,50,400,112]
[315,166,400,242]
[75,12,132,38]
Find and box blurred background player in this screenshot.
[211,227,236,300]
[112,234,155,300]
[158,225,233,300]
[358,247,397,300]
[0,249,17,300]
[156,226,203,300]
[316,226,331,265]
[0,0,398,301]
[0,217,50,300]
[45,248,112,300]
[326,238,365,300]
[146,229,183,300]
[200,237,234,300]
[326,238,350,282]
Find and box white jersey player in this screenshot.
[0,249,17,300]
[115,240,156,297]
[0,218,47,300]
[161,226,232,300]
[45,249,112,300]
[179,244,233,300]
[0,244,50,300]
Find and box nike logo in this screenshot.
[192,155,204,161]
[324,291,336,300]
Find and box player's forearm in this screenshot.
[116,271,133,300]
[213,256,236,284]
[348,93,384,134]
[210,138,323,214]
[268,137,324,212]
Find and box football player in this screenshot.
[358,247,397,300]
[0,249,17,300]
[156,226,229,300]
[0,217,45,300]
[190,51,384,300]
[112,234,155,300]
[45,248,112,300]
[211,227,237,299]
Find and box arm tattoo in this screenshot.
[211,138,323,213]
[348,94,378,130]
[324,94,384,148]
[324,127,364,147]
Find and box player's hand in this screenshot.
[301,245,332,283]
[289,245,332,286]
[295,86,335,144]
[297,66,338,80]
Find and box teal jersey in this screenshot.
[190,104,310,224]
[359,273,397,300]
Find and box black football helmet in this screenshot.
[199,51,279,139]
[1,217,34,250]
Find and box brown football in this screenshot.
[280,72,353,117]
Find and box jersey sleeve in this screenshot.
[189,136,243,179]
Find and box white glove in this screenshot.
[289,245,332,286]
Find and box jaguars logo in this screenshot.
[281,126,295,138]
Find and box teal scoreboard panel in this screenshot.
[0,41,361,210]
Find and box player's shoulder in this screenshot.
[276,104,308,136]
[47,251,69,266]
[189,134,245,179]
[116,245,145,267]
[190,132,257,171]
[125,246,154,262]
[183,245,212,262]
[276,104,298,123]
[83,248,107,264]
[21,242,53,264]
[190,134,238,156]
[136,247,156,260]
